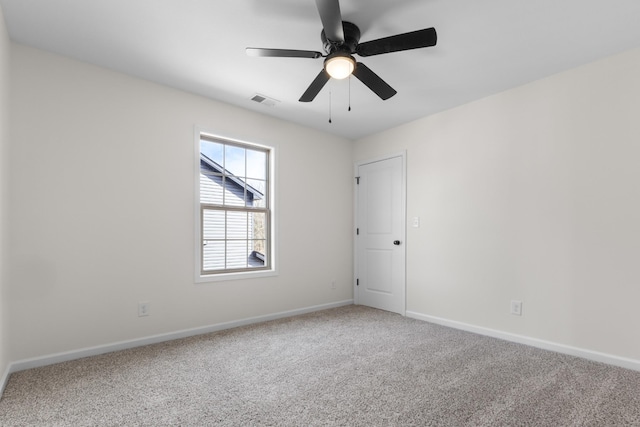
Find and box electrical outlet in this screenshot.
[412,217,420,228]
[138,301,150,317]
[331,280,336,290]
[510,300,522,316]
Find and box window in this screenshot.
[198,134,272,276]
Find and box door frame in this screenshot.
[353,151,407,315]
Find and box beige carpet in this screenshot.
[1,305,640,426]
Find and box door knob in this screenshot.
[393,240,401,246]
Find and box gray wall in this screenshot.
[6,44,354,362]
[355,47,640,363]
[0,4,11,386]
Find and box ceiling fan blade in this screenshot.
[352,62,397,100]
[315,0,344,43]
[246,48,322,59]
[356,27,437,57]
[299,69,331,102]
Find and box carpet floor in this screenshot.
[1,305,640,426]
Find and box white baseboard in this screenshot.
[5,300,354,380]
[406,310,640,372]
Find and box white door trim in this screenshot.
[354,151,407,315]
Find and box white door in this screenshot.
[356,155,406,315]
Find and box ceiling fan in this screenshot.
[246,0,437,103]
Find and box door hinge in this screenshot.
[356,278,359,286]
[355,176,360,185]
[356,228,359,235]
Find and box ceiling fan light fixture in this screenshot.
[324,54,355,79]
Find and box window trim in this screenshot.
[194,128,277,283]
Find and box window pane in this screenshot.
[227,211,248,239]
[249,241,266,267]
[225,145,245,177]
[203,209,225,240]
[246,179,266,208]
[247,149,266,180]
[200,140,224,165]
[227,240,249,269]
[250,212,266,240]
[200,172,224,204]
[223,177,247,207]
[203,241,225,270]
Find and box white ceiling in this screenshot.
[3,0,640,140]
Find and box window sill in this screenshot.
[195,268,278,284]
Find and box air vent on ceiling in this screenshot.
[250,94,280,107]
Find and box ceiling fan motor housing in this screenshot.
[321,21,361,54]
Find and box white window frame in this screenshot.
[194,129,277,283]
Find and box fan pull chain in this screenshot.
[348,76,352,112]
[328,91,332,124]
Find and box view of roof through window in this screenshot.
[199,137,270,274]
